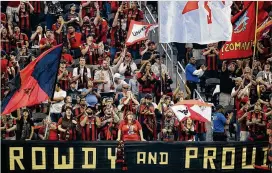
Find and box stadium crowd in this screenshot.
[0,1,271,144]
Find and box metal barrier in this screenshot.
[176,62,204,102]
[138,2,174,77]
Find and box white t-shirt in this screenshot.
[50,90,67,113]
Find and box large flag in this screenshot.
[170,100,212,122]
[219,2,256,60]
[125,20,158,46]
[1,45,63,115]
[159,1,233,44]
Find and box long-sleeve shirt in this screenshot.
[185,63,204,83]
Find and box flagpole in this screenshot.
[252,1,259,63]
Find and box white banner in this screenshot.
[126,20,158,46]
[159,1,233,44]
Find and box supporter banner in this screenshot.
[125,20,158,46]
[1,141,269,173]
[219,2,256,60]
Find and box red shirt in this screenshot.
[202,48,218,71]
[119,120,142,141]
[68,32,82,49]
[39,38,57,51]
[1,59,8,73]
[237,110,248,131]
[38,126,58,141]
[19,9,30,30]
[52,23,64,44]
[95,19,108,43]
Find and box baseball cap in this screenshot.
[113,73,123,79]
[215,105,224,111]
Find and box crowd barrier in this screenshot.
[1,140,270,173]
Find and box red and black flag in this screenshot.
[1,44,63,115]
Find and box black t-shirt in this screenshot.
[220,69,235,94]
[67,89,80,104]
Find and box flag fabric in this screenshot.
[1,45,62,115]
[219,2,256,60]
[125,20,158,46]
[170,100,212,122]
[257,17,272,40]
[158,1,233,44]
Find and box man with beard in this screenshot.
[94,56,124,93]
[39,29,57,52]
[80,106,101,141]
[67,24,82,59]
[139,94,157,140]
[247,102,266,141]
[10,25,29,49]
[99,105,120,140]
[161,109,178,141]
[185,57,206,99]
[140,40,158,64]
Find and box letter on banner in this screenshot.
[203,147,216,169]
[148,152,157,164]
[137,152,146,164]
[221,147,235,169]
[262,147,268,167]
[159,152,168,165]
[108,148,117,169]
[185,147,198,168]
[82,148,96,169]
[54,147,74,169]
[242,147,256,169]
[9,147,25,170]
[32,147,46,170]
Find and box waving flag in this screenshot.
[1,45,62,115]
[219,2,256,60]
[171,100,212,122]
[125,20,158,46]
[257,17,272,40]
[159,1,233,44]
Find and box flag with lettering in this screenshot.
[1,45,62,115]
[219,2,256,60]
[125,20,158,46]
[171,100,212,122]
[159,1,233,44]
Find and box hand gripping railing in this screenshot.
[176,62,204,102]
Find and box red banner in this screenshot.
[219,2,256,60]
